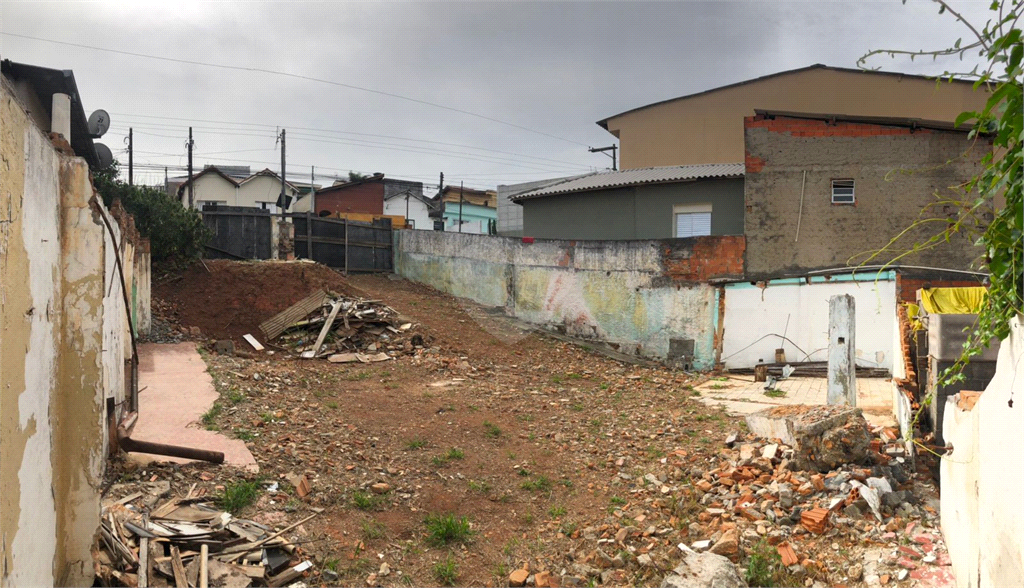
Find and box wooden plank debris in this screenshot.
[260,289,422,361]
[95,491,320,588]
[242,334,264,351]
[301,300,341,359]
[259,289,329,340]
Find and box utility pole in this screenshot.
[438,172,444,231]
[128,127,133,186]
[279,128,286,219]
[589,145,618,171]
[310,165,316,215]
[458,181,464,233]
[164,166,168,194]
[187,127,194,208]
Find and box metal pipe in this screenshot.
[795,170,806,242]
[117,426,225,464]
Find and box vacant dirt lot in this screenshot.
[134,263,738,587]
[122,261,951,588]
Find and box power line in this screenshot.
[108,113,591,167]
[109,123,591,173]
[2,31,591,147]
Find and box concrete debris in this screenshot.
[659,549,747,588]
[745,404,874,471]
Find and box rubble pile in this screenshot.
[94,482,317,588]
[258,289,424,362]
[664,406,950,587]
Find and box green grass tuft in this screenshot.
[219,479,261,514]
[425,513,474,546]
[433,553,459,586]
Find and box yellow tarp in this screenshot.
[906,303,924,331]
[920,287,987,314]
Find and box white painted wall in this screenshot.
[185,172,236,207]
[185,173,297,212]
[384,195,433,229]
[941,315,1024,588]
[722,276,896,371]
[8,119,62,588]
[238,174,296,211]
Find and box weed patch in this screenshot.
[219,479,261,514]
[424,513,474,546]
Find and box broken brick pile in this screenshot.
[666,410,952,587]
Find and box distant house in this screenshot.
[296,173,427,219]
[177,166,299,212]
[497,174,595,237]
[510,164,744,240]
[383,186,436,230]
[438,185,497,234]
[167,165,250,198]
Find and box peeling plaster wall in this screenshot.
[721,274,897,371]
[941,316,1024,588]
[394,230,724,368]
[1,79,146,587]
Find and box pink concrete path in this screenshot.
[132,342,258,471]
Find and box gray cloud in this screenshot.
[0,1,992,188]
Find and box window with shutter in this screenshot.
[832,179,855,204]
[672,203,713,238]
[675,212,712,237]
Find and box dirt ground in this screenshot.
[121,261,952,588]
[153,260,355,342]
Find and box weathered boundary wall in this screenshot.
[394,230,745,369]
[941,315,1024,588]
[721,273,897,371]
[1,77,148,586]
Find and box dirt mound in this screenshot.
[154,260,355,342]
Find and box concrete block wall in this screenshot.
[941,315,1024,588]
[394,230,745,368]
[743,114,988,278]
[1,77,148,586]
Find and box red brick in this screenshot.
[800,508,830,534]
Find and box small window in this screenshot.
[832,179,855,204]
[673,203,712,238]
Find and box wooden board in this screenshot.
[242,334,264,351]
[259,290,329,340]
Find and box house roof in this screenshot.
[176,166,240,196]
[752,109,975,133]
[322,173,386,193]
[596,64,979,131]
[510,163,744,201]
[384,188,437,207]
[240,168,299,192]
[1,59,101,168]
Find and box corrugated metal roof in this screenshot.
[511,163,744,201]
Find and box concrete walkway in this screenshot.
[132,342,257,471]
[694,375,896,427]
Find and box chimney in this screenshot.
[51,93,71,139]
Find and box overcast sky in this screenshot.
[1,1,993,190]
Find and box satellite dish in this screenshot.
[94,143,113,169]
[87,109,110,137]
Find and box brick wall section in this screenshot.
[311,181,384,215]
[744,115,935,137]
[896,274,986,303]
[662,235,745,282]
[743,114,988,278]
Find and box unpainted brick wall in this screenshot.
[896,274,986,304]
[661,235,745,282]
[743,114,989,278]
